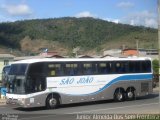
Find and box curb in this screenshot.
[0,99,6,106]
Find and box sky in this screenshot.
[0,0,158,28]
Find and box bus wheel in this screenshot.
[114,89,125,102]
[126,88,135,101]
[46,95,59,109]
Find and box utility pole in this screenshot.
[158,0,160,114]
[136,40,139,56]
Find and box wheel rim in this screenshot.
[117,93,123,101]
[49,98,57,107]
[127,91,133,99]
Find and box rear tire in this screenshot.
[126,88,135,101]
[46,95,59,109]
[114,89,125,102]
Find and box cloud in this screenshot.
[120,10,157,28]
[1,4,32,16]
[103,18,119,24]
[117,2,134,8]
[75,11,120,24]
[145,18,157,27]
[75,11,96,18]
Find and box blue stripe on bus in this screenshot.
[61,74,152,96]
[92,74,152,95]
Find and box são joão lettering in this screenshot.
[60,77,94,85]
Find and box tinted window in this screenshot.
[129,61,136,73]
[83,63,93,75]
[28,63,46,76]
[47,63,63,76]
[141,61,151,73]
[9,64,28,75]
[115,62,128,73]
[98,62,114,74]
[26,62,46,93]
[65,63,78,76]
[128,60,151,73]
[35,60,151,77]
[135,61,141,72]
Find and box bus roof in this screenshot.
[12,57,151,64]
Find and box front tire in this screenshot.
[46,95,59,109]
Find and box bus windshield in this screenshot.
[7,64,28,94]
[7,63,46,94]
[9,64,28,75]
[8,76,26,94]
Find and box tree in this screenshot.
[152,59,159,74]
[152,59,159,83]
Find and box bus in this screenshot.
[6,57,153,109]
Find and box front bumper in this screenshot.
[6,98,26,108]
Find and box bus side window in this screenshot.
[93,63,98,74]
[115,62,122,73]
[73,64,78,75]
[115,62,127,74]
[55,64,63,76]
[47,63,63,76]
[141,61,151,73]
[50,70,55,76]
[65,64,78,76]
[129,61,136,73]
[83,63,92,75]
[123,62,129,73]
[77,63,83,75]
[146,61,151,72]
[135,61,141,73]
[66,64,72,75]
[98,63,108,74]
[48,64,55,76]
[107,62,114,74]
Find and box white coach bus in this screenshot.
[6,57,153,108]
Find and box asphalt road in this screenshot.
[0,91,159,120]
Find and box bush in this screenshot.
[152,59,159,84]
[152,59,159,74]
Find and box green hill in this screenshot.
[0,17,158,56]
